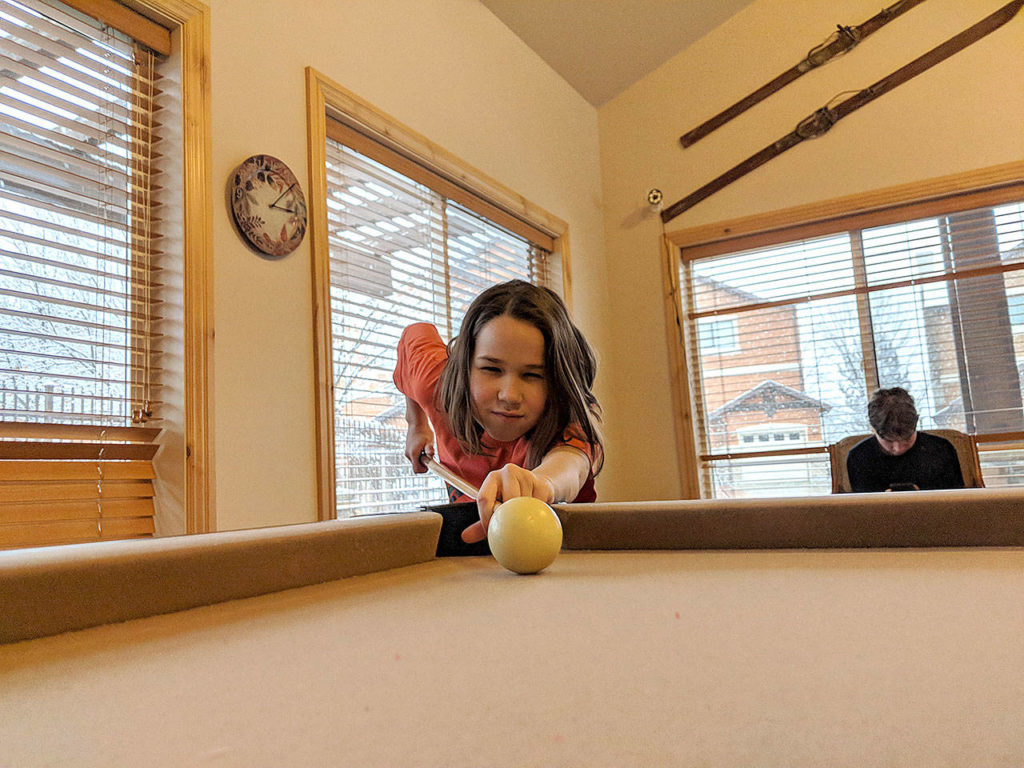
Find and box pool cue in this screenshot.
[423,455,479,499]
[422,454,575,511]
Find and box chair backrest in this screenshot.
[828,429,984,493]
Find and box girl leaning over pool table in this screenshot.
[393,279,604,544]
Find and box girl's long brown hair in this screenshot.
[436,280,603,471]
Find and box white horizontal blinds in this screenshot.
[683,198,1024,498]
[325,129,547,517]
[702,454,832,500]
[860,203,1024,435]
[687,235,851,498]
[689,233,854,449]
[529,243,556,291]
[978,444,1024,486]
[444,200,536,321]
[0,0,160,429]
[324,138,444,517]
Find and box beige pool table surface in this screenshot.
[2,545,1023,767]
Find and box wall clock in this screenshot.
[229,154,307,258]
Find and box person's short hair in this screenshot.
[867,387,918,439]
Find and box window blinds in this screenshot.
[324,131,553,517]
[0,0,161,432]
[681,198,1024,498]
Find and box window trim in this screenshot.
[59,0,172,55]
[662,161,1024,498]
[0,0,212,534]
[697,317,740,353]
[304,67,570,521]
[667,161,1024,254]
[129,0,213,533]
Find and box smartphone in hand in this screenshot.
[888,482,918,492]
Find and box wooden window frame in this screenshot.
[304,67,570,520]
[55,0,214,531]
[662,161,1024,498]
[59,0,171,54]
[0,0,211,545]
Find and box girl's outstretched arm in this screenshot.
[461,446,590,543]
[533,446,591,504]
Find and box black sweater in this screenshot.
[846,431,965,492]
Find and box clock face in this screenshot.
[229,155,307,258]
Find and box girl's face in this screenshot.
[469,314,548,443]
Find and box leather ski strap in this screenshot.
[662,0,1024,225]
[679,0,929,148]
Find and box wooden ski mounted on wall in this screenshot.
[662,0,1024,225]
[679,0,929,148]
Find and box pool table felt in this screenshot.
[3,548,1024,766]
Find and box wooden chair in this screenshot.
[828,428,984,493]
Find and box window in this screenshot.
[0,0,211,546]
[309,87,564,519]
[725,422,817,498]
[1008,292,1024,327]
[676,188,1024,499]
[736,425,807,445]
[697,317,738,353]
[1,0,160,429]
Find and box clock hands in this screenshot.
[269,182,298,213]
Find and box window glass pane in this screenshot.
[697,318,738,352]
[979,446,1024,488]
[692,233,853,313]
[998,203,1024,401]
[698,295,864,455]
[691,235,860,482]
[795,295,867,443]
[864,206,1024,434]
[706,454,832,498]
[1007,294,1024,327]
[446,201,534,321]
[0,0,157,427]
[862,219,945,287]
[867,284,962,428]
[995,202,1024,253]
[684,198,1024,497]
[325,136,545,517]
[326,141,446,516]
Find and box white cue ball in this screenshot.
[487,496,563,574]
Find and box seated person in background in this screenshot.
[847,387,965,492]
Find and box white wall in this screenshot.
[597,0,1024,501]
[207,0,608,529]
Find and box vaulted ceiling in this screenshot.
[479,0,756,106]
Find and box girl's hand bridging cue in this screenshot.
[461,464,555,544]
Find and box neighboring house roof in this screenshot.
[709,379,832,421]
[933,397,964,427]
[692,272,763,305]
[374,401,406,422]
